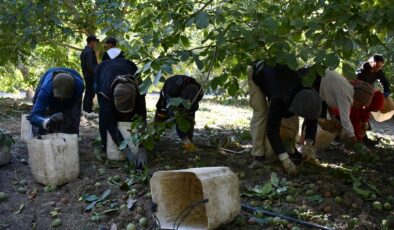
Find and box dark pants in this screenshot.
[32,98,82,136]
[83,75,95,113]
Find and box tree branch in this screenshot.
[63,43,84,51]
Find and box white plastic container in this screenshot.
[314,126,338,151]
[150,167,240,230]
[106,122,138,160]
[21,114,33,142]
[26,133,79,185]
[371,110,394,122]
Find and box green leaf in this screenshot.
[83,194,98,202]
[100,189,111,200]
[142,61,152,73]
[85,201,97,212]
[167,97,185,108]
[306,195,324,204]
[195,11,209,29]
[177,116,191,133]
[342,62,356,79]
[260,182,273,195]
[194,56,204,70]
[180,35,190,47]
[284,53,298,70]
[352,184,371,199]
[119,139,128,150]
[270,172,279,187]
[324,53,339,68]
[154,70,162,86]
[161,64,173,74]
[139,77,152,95]
[179,51,190,61]
[185,17,195,27]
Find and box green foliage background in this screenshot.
[0,0,393,95]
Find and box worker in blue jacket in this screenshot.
[30,68,84,135]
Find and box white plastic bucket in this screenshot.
[26,133,79,185]
[314,126,338,151]
[150,167,240,230]
[106,122,138,161]
[21,114,33,142]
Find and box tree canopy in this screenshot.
[1,0,393,95]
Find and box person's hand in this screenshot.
[279,153,298,176]
[135,148,148,169]
[183,143,197,153]
[43,112,63,130]
[302,140,318,164]
[341,135,358,147]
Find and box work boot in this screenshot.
[279,153,298,176]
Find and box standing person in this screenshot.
[30,68,84,135]
[95,58,147,169]
[356,54,391,145]
[80,35,99,114]
[248,61,322,175]
[356,54,391,98]
[102,37,125,61]
[154,75,204,153]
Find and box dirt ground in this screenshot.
[0,97,393,230]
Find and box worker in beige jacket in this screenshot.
[319,69,374,144]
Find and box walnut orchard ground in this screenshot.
[0,97,393,230]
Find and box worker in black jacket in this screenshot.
[154,75,203,153]
[80,35,99,113]
[95,58,147,169]
[356,54,391,98]
[102,37,125,61]
[248,60,322,175]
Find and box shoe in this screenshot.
[362,136,379,148]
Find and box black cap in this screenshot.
[86,35,99,43]
[105,37,117,46]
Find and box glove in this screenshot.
[183,143,197,153]
[279,153,298,176]
[182,137,197,153]
[43,112,63,130]
[302,140,318,164]
[135,148,148,170]
[383,92,390,98]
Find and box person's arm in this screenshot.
[86,51,97,75]
[30,83,51,128]
[304,119,317,142]
[336,92,355,137]
[355,64,367,80]
[266,98,287,155]
[102,100,124,146]
[378,71,391,97]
